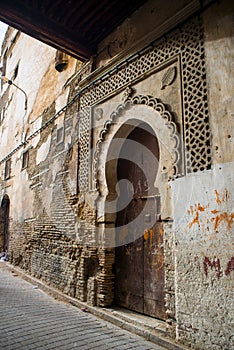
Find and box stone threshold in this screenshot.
[5,263,189,350]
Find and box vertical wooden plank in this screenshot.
[115,123,165,319]
[143,220,166,320]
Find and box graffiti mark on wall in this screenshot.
[187,189,233,232]
[211,212,234,230]
[194,256,234,278]
[215,188,229,206]
[203,257,221,279]
[194,255,201,270]
[225,257,234,276]
[187,203,209,228]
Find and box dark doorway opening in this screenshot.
[114,122,166,320]
[0,195,10,253]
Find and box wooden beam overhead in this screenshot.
[0,0,147,61]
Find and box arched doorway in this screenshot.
[0,195,10,252]
[110,122,166,320]
[96,98,180,316]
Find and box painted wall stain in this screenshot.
[215,189,222,205]
[211,212,234,230]
[225,257,234,276]
[211,209,219,214]
[187,203,208,228]
[144,230,149,241]
[187,189,233,231]
[215,188,229,206]
[194,255,201,270]
[144,228,154,247]
[194,256,234,278]
[203,257,221,278]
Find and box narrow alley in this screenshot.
[0,263,168,350]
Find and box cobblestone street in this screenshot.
[0,263,168,350]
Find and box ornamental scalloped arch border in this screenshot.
[93,94,181,192]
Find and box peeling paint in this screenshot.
[36,135,51,165]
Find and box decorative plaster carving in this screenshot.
[93,95,180,192]
[78,16,211,192]
[161,67,177,89]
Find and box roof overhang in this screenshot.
[0,0,147,61]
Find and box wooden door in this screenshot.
[115,123,165,319]
[143,217,166,319]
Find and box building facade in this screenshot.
[0,0,233,349]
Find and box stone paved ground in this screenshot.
[0,264,167,350]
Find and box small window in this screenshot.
[22,150,29,169]
[56,126,64,144]
[4,159,11,180]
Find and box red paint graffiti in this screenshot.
[194,256,201,270]
[203,257,221,279]
[195,256,234,278]
[225,257,234,276]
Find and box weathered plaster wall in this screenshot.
[171,163,233,349]
[0,30,77,153]
[0,30,77,224]
[1,31,56,153]
[0,28,106,308]
[169,1,234,348]
[203,0,234,165]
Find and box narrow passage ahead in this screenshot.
[0,263,167,350]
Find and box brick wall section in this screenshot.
[9,220,33,270]
[97,249,115,306]
[7,100,115,307]
[9,217,106,304]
